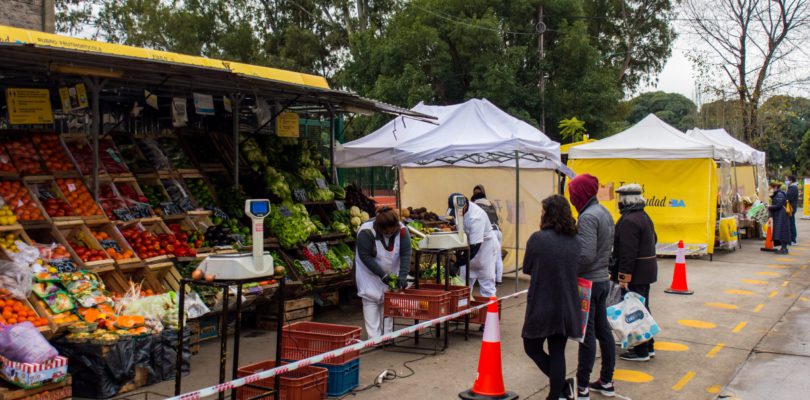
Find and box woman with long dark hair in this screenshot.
[522,195,582,400]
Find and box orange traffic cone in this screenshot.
[760,220,775,252]
[459,298,518,400]
[665,240,693,295]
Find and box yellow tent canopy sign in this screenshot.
[276,112,300,138]
[5,88,54,125]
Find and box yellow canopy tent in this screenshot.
[568,115,720,255]
[560,138,598,155]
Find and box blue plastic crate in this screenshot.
[317,359,359,397]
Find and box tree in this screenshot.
[583,0,677,91]
[752,96,810,174]
[625,91,697,131]
[558,117,587,142]
[683,0,810,142]
[797,128,810,175]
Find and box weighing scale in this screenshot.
[415,195,469,250]
[195,199,275,280]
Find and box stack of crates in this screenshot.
[282,322,362,397]
[236,360,328,400]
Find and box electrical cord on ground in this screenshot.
[337,354,430,399]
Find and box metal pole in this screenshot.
[84,77,106,203]
[328,104,338,184]
[231,283,244,400]
[231,93,243,186]
[396,166,402,211]
[514,151,520,293]
[174,280,187,395]
[219,286,230,400]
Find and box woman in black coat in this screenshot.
[522,195,581,400]
[769,181,791,254]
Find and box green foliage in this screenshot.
[626,91,697,131]
[797,129,810,176]
[558,117,587,142]
[752,96,810,174]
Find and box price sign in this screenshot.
[178,197,195,212]
[129,203,152,218]
[279,205,293,217]
[113,208,136,221]
[306,242,319,255]
[315,178,328,190]
[343,256,354,269]
[293,188,308,203]
[99,239,121,252]
[160,201,183,215]
[299,260,315,273]
[334,200,345,211]
[210,207,230,220]
[66,183,77,192]
[106,147,123,163]
[316,242,329,254]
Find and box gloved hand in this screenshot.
[381,274,394,285]
[397,276,408,289]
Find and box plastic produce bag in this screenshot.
[606,282,623,307]
[0,322,58,363]
[184,291,210,319]
[607,291,660,349]
[0,260,32,300]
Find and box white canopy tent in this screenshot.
[686,128,768,201]
[336,98,568,290]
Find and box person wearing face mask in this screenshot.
[785,175,799,245]
[448,193,498,297]
[610,184,658,362]
[768,180,791,255]
[471,185,504,285]
[355,207,411,338]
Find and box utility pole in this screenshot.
[537,5,546,133]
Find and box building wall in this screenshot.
[0,0,55,33]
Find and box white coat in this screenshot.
[354,220,402,304]
[462,203,497,295]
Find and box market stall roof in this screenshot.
[0,25,431,119]
[569,114,721,160]
[686,128,766,165]
[560,138,598,155]
[337,98,568,173]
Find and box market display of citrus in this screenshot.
[4,138,45,175]
[91,229,135,260]
[0,148,16,173]
[0,233,20,253]
[0,298,49,327]
[0,180,45,221]
[32,133,75,172]
[51,312,80,325]
[0,205,17,225]
[56,178,103,216]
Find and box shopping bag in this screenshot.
[572,278,593,343]
[606,282,622,307]
[606,291,660,349]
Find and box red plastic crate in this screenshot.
[384,288,451,321]
[463,296,502,325]
[418,283,471,313]
[282,322,362,366]
[236,360,328,400]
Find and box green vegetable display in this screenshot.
[264,166,291,200]
[267,201,317,248]
[387,273,398,291]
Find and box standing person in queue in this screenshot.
[568,174,616,399]
[448,193,497,297]
[471,185,504,285]
[769,180,791,255]
[355,207,411,338]
[611,184,659,362]
[786,175,799,244]
[522,195,581,400]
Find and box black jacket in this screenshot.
[611,208,658,285]
[787,184,799,213]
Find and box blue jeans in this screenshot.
[577,281,615,385]
[790,214,797,243]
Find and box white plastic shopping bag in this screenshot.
[606,291,660,349]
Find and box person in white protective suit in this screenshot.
[355,207,411,338]
[471,184,504,285]
[448,193,498,297]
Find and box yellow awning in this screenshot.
[0,25,329,90]
[560,138,598,154]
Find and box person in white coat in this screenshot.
[471,184,504,285]
[355,207,411,338]
[448,193,498,297]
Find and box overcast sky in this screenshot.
[639,36,697,102]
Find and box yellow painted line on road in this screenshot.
[801,265,808,270]
[741,279,768,285]
[679,320,717,329]
[769,290,779,298]
[768,264,788,269]
[776,257,796,262]
[707,385,722,394]
[788,293,797,299]
[672,371,696,391]
[614,369,654,383]
[706,343,725,358]
[756,271,780,276]
[705,302,738,310]
[753,304,764,313]
[655,341,689,352]
[733,321,748,333]
[800,297,809,302]
[782,280,790,287]
[725,289,756,296]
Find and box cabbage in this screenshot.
[350,206,361,217]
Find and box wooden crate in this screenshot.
[0,225,32,261]
[85,222,141,265]
[0,146,20,179]
[62,134,109,178]
[112,177,157,221]
[118,219,176,264]
[97,268,130,294]
[23,177,82,225]
[0,375,71,400]
[256,297,314,330]
[29,296,77,334]
[149,261,185,293]
[0,179,48,228]
[115,263,165,295]
[30,132,80,179]
[53,177,108,224]
[52,221,115,270]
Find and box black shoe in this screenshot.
[577,385,590,400]
[649,350,656,358]
[559,377,578,400]
[589,380,616,397]
[619,351,650,362]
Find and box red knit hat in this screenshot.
[568,174,599,212]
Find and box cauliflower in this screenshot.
[360,211,370,221]
[350,216,362,227]
[349,206,361,217]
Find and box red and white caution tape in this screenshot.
[168,289,528,400]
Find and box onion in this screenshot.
[205,274,216,282]
[191,269,204,280]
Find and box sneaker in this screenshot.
[619,351,650,362]
[577,386,590,400]
[649,350,656,358]
[589,381,616,397]
[558,377,578,400]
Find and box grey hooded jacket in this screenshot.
[576,197,614,282]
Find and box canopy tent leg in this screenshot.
[230,93,244,187]
[396,166,402,211]
[328,104,338,184]
[83,77,108,203]
[732,161,741,249]
[515,151,520,294]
